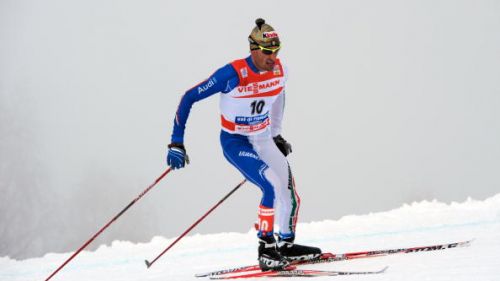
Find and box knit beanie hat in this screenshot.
[248,18,281,50]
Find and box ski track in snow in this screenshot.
[2,194,500,281]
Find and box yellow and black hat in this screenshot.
[248,18,281,50]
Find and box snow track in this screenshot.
[2,194,499,281]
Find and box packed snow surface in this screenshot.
[2,194,500,281]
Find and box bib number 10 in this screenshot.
[250,100,265,115]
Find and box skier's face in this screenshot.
[251,46,280,71]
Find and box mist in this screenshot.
[1,0,499,259]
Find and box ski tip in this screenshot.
[145,260,152,268]
[455,239,474,248]
[380,266,389,273]
[195,273,209,278]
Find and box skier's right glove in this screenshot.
[167,143,190,169]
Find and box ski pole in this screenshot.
[45,167,172,281]
[145,179,247,268]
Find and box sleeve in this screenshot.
[170,63,238,143]
[270,92,285,137]
[270,65,288,137]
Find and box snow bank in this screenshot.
[1,193,499,280]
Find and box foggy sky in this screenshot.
[1,0,499,259]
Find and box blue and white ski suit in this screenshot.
[170,56,299,238]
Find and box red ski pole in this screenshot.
[45,167,172,281]
[145,179,247,268]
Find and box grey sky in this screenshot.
[1,0,499,259]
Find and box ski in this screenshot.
[209,266,388,279]
[196,239,472,277]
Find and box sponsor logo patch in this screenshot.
[237,80,280,94]
[235,113,269,125]
[263,31,279,39]
[197,77,217,94]
[240,67,248,78]
[238,151,260,160]
[273,65,281,76]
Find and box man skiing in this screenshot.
[166,18,321,271]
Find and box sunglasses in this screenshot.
[257,45,281,55]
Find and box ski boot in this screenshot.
[277,235,322,261]
[258,235,289,271]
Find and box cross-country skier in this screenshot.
[166,18,321,271]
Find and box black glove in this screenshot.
[167,143,190,169]
[273,135,292,156]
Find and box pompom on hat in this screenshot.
[248,18,281,50]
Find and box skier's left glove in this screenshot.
[167,143,190,169]
[273,135,292,157]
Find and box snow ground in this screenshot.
[2,193,500,281]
